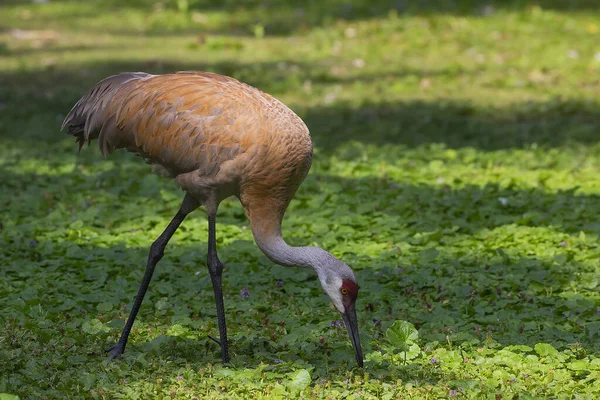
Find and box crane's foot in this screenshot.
[105,342,125,360]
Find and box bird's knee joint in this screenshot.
[149,243,165,262]
[207,256,224,276]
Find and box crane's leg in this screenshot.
[106,194,199,360]
[207,212,229,363]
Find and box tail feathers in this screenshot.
[67,124,87,152]
[61,72,151,155]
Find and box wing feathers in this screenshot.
[62,71,305,180]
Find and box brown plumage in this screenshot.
[63,71,312,221]
[62,71,363,367]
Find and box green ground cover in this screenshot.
[1,1,599,398]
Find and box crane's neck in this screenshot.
[244,198,334,271]
[243,195,358,310]
[254,231,330,269]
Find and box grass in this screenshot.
[1,0,600,398]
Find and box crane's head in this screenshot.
[316,258,364,368]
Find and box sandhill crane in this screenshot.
[62,71,363,367]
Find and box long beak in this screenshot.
[341,305,364,368]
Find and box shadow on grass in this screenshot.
[2,151,600,236]
[2,158,599,353]
[1,47,599,363]
[2,234,597,371]
[2,158,598,391]
[2,0,599,36]
[1,59,599,152]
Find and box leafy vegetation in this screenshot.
[1,0,600,398]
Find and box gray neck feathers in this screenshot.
[255,234,330,269]
[254,234,355,282]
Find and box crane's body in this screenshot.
[62,71,363,367]
[65,72,311,217]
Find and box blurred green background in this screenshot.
[1,1,600,399]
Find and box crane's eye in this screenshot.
[341,287,349,295]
